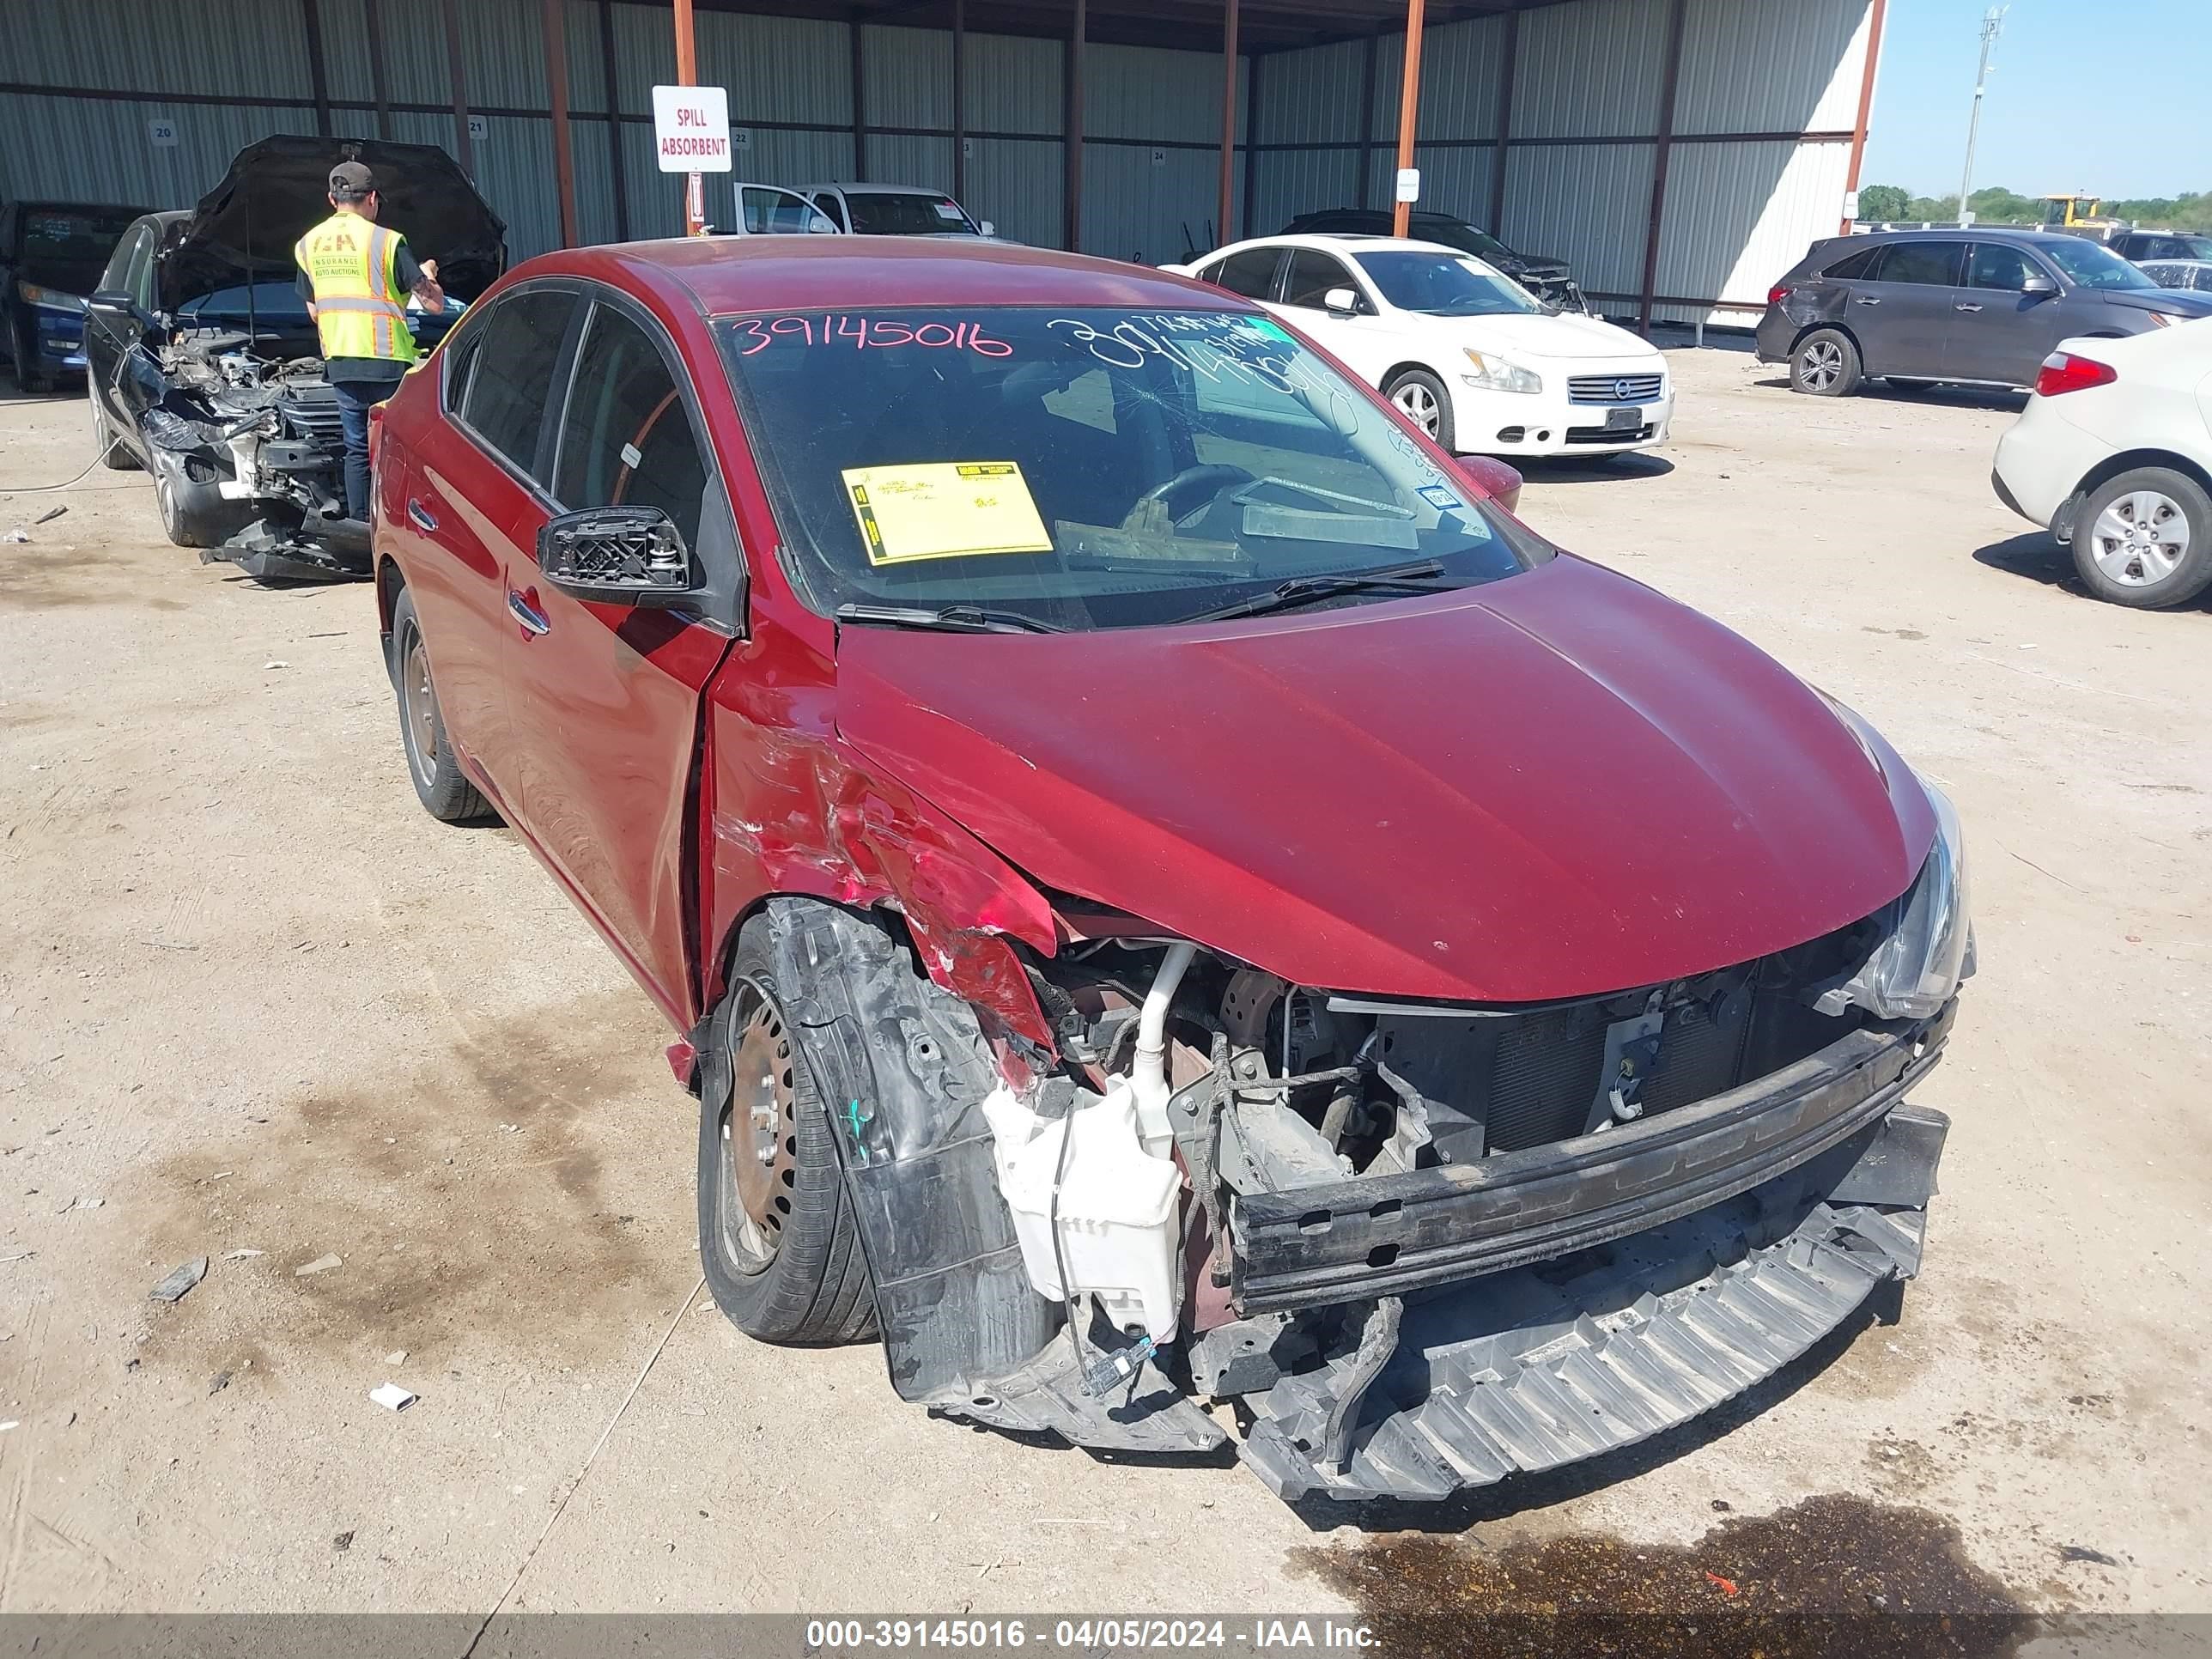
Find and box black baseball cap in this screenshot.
[329,161,375,200]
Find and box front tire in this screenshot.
[388,586,492,821]
[2070,467,2212,609]
[697,915,877,1346]
[1790,329,1862,397]
[150,450,230,548]
[5,324,46,396]
[1384,368,1456,452]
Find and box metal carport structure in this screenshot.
[1,0,1886,329]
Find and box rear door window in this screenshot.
[1203,246,1285,300]
[551,302,710,550]
[1876,242,1966,286]
[459,288,579,483]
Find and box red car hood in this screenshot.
[832,556,1934,1002]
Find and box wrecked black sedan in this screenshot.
[83,137,502,582]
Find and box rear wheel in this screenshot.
[1790,329,1861,396]
[696,915,876,1346]
[1384,368,1456,452]
[388,586,492,821]
[91,395,137,470]
[2070,467,2212,609]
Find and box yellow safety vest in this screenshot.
[294,212,417,364]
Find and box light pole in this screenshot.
[1957,5,2004,226]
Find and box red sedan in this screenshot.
[368,238,1971,1505]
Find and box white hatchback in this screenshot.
[1992,319,2212,608]
[1165,234,1673,459]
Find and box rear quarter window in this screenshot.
[1823,246,1884,280]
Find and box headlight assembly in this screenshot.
[1462,349,1542,395]
[1819,778,1973,1021]
[16,282,87,313]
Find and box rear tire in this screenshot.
[1790,329,1861,396]
[92,396,138,470]
[2069,467,2212,609]
[1384,368,1456,452]
[388,586,492,822]
[697,915,878,1346]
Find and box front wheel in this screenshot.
[1384,368,1456,453]
[1790,329,1861,397]
[2071,468,2212,609]
[5,324,46,396]
[696,916,877,1346]
[388,586,492,821]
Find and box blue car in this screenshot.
[0,199,150,394]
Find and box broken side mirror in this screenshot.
[1323,286,1360,317]
[537,505,702,607]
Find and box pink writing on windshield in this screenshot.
[730,316,1013,356]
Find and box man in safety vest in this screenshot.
[295,161,446,524]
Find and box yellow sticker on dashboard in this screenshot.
[842,462,1054,566]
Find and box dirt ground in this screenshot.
[2,345,2207,1624]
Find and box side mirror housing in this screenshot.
[806,213,838,234]
[537,506,702,606]
[978,220,996,238]
[2021,271,2057,295]
[1324,286,1360,316]
[89,289,157,332]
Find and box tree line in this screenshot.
[1856,184,2212,233]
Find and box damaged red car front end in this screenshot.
[374,238,1970,1508]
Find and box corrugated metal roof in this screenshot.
[1376,14,1508,143]
[1249,149,1364,236]
[964,137,1063,246]
[969,33,1063,136]
[1081,140,1228,263]
[0,92,317,211]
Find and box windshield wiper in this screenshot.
[834,602,1066,635]
[1185,558,1450,623]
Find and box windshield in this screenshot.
[1357,251,1545,316]
[717,307,1530,630]
[843,193,976,236]
[1413,218,1512,262]
[2042,238,2156,291]
[177,283,313,325]
[16,206,142,289]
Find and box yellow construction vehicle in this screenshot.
[2042,193,2126,234]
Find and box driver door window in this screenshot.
[1280,250,1368,313]
[551,305,709,550]
[738,185,830,234]
[1968,243,2039,291]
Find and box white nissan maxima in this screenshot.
[1166,234,1674,460]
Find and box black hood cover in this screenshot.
[156,136,506,313]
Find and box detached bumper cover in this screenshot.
[1243,1101,1947,1502]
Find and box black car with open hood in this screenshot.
[83,137,506,582]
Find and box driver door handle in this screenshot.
[1852,295,1881,305]
[405,499,438,533]
[1954,301,1984,313]
[507,587,551,638]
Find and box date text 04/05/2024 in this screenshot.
[802,1618,1380,1650]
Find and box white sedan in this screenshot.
[1992,318,2212,608]
[1164,234,1673,459]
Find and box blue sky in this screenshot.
[1860,1,2209,199]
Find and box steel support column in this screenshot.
[599,0,631,240]
[362,0,393,138]
[300,0,333,137]
[1353,26,1379,210]
[1487,7,1518,234]
[1389,0,1425,238]
[1240,50,1260,239]
[1635,0,1687,335]
[1841,0,1889,233]
[952,0,967,202]
[674,0,702,234]
[1064,0,1086,252]
[543,0,579,246]
[850,17,868,179]
[439,0,475,178]
[1217,0,1238,256]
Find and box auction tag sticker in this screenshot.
[842,462,1053,565]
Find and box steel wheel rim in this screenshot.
[718,983,798,1276]
[1801,340,1842,390]
[398,623,441,787]
[1393,381,1442,436]
[2089,489,2189,586]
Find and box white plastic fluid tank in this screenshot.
[982,1079,1183,1340]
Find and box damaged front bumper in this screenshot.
[933,1009,1952,1504]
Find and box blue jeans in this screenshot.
[330,379,386,523]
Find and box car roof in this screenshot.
[526,235,1243,317]
[1854,226,2087,247]
[1208,234,1472,260]
[803,183,957,196]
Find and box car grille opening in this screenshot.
[1567,374,1666,405]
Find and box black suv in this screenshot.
[1279,209,1588,312]
[1756,228,2212,396]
